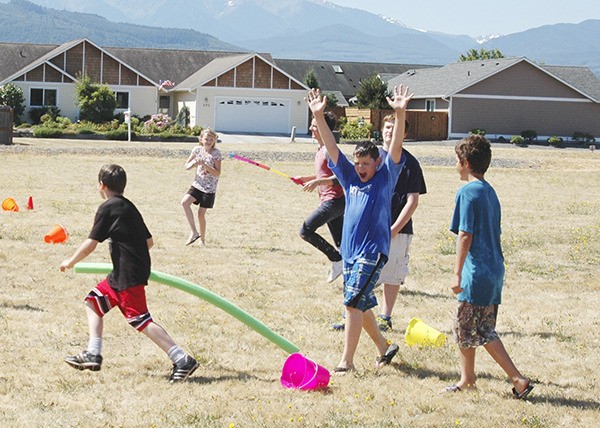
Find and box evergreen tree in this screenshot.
[355,72,388,109]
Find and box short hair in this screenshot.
[455,135,492,175]
[382,114,410,131]
[353,141,380,160]
[323,111,338,131]
[98,164,126,194]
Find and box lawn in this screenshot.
[1,138,599,427]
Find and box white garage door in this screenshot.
[215,96,290,134]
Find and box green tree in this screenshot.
[324,92,338,108]
[355,72,388,109]
[459,48,504,61]
[303,68,320,89]
[0,83,26,124]
[75,74,117,123]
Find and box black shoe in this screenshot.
[376,315,393,332]
[64,351,103,371]
[169,356,199,383]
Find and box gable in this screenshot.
[201,56,305,90]
[8,39,154,87]
[460,61,587,99]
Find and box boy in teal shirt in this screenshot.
[447,135,533,399]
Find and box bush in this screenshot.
[510,135,524,145]
[572,131,595,144]
[0,83,25,123]
[28,106,61,125]
[469,128,486,136]
[105,129,131,141]
[547,135,563,146]
[520,130,538,142]
[340,119,373,140]
[144,113,172,133]
[78,128,96,135]
[33,127,63,138]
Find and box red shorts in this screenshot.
[85,278,153,331]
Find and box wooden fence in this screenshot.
[0,106,13,145]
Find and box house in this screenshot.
[388,57,600,140]
[0,38,310,134]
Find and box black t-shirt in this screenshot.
[89,195,152,291]
[391,149,427,235]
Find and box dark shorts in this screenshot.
[187,186,216,208]
[85,278,153,331]
[342,254,387,312]
[453,301,500,348]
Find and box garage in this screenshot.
[215,96,291,134]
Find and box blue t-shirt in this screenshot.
[330,151,404,263]
[450,180,504,305]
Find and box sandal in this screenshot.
[444,384,462,393]
[512,381,534,400]
[376,343,399,367]
[333,366,354,375]
[185,234,200,246]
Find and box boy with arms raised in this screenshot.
[60,164,198,383]
[306,86,412,372]
[447,135,533,398]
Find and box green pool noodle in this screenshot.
[74,262,299,354]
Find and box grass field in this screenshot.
[1,138,599,427]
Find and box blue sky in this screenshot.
[328,0,597,37]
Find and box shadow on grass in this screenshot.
[526,395,600,410]
[0,302,44,312]
[401,289,453,300]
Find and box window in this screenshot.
[332,65,343,74]
[159,96,170,109]
[30,88,57,107]
[116,92,129,109]
[426,99,436,112]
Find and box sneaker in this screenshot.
[64,351,103,371]
[377,315,393,332]
[327,260,343,283]
[169,356,199,383]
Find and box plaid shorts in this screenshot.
[453,301,500,348]
[342,254,387,312]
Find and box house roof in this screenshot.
[0,41,56,82]
[387,57,600,102]
[274,58,436,99]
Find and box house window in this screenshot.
[159,96,170,109]
[116,92,129,109]
[426,99,436,112]
[30,88,57,107]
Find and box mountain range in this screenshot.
[1,0,599,77]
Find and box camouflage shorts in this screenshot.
[453,301,500,348]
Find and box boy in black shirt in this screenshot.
[60,164,198,383]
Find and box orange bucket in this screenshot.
[44,224,68,244]
[2,197,19,212]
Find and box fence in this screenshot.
[0,106,14,145]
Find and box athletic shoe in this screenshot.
[327,260,343,283]
[169,356,199,383]
[64,351,103,371]
[330,315,346,331]
[377,315,393,332]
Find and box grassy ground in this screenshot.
[1,138,599,427]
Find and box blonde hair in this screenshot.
[200,128,218,148]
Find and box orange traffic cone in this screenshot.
[26,196,34,210]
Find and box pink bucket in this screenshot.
[280,353,330,390]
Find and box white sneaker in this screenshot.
[327,260,343,283]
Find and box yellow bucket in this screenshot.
[405,317,445,347]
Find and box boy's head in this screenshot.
[353,141,381,182]
[381,114,409,147]
[310,111,337,142]
[200,128,218,149]
[98,164,126,195]
[454,135,492,178]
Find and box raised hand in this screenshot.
[305,88,328,115]
[386,85,414,111]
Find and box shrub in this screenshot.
[28,106,61,125]
[469,128,486,136]
[547,135,563,146]
[340,119,373,140]
[572,131,595,144]
[144,113,172,133]
[520,130,538,142]
[78,128,96,135]
[105,129,131,141]
[33,127,63,138]
[510,135,524,145]
[0,83,25,123]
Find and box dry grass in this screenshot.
[1,138,599,427]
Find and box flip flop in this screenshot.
[376,343,399,367]
[444,384,462,393]
[333,367,354,375]
[512,381,534,400]
[185,234,200,246]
